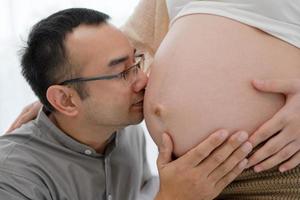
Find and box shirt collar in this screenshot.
[35,108,119,158]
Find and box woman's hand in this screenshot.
[248,79,300,172]
[5,101,42,133]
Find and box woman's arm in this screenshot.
[121,0,169,71]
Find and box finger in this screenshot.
[252,79,300,95]
[19,101,39,115]
[5,110,32,133]
[18,106,40,123]
[176,130,229,168]
[248,112,285,147]
[13,111,36,129]
[5,121,20,133]
[5,101,41,133]
[209,142,252,182]
[157,133,174,169]
[279,150,300,172]
[253,141,298,172]
[215,159,248,191]
[199,131,249,174]
[248,129,294,168]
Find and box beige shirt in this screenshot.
[121,0,169,71]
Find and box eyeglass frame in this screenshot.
[57,53,145,85]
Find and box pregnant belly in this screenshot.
[144,14,300,157]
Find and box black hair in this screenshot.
[21,8,110,111]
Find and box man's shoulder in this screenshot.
[0,137,48,195]
[1,120,42,141]
[0,122,49,178]
[0,134,52,200]
[0,121,43,156]
[0,167,52,200]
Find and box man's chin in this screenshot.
[131,103,144,113]
[129,113,144,125]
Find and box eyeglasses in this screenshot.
[58,54,145,86]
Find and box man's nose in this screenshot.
[132,70,148,93]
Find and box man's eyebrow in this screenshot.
[108,55,129,67]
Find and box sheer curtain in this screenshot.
[0,0,158,174]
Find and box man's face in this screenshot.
[65,24,147,129]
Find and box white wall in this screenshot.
[0,0,158,174]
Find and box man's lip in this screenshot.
[133,100,144,106]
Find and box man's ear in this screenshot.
[46,85,80,117]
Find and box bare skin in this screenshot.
[144,14,300,171]
[156,130,252,200]
[248,79,300,172]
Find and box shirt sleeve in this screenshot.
[137,127,159,200]
[0,170,52,200]
[121,0,170,71]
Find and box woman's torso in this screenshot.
[144,0,300,156]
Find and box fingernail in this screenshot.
[239,159,248,169]
[254,165,263,173]
[219,130,229,140]
[242,142,253,153]
[279,166,287,173]
[238,131,248,142]
[254,79,265,85]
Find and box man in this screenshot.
[0,8,251,200]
